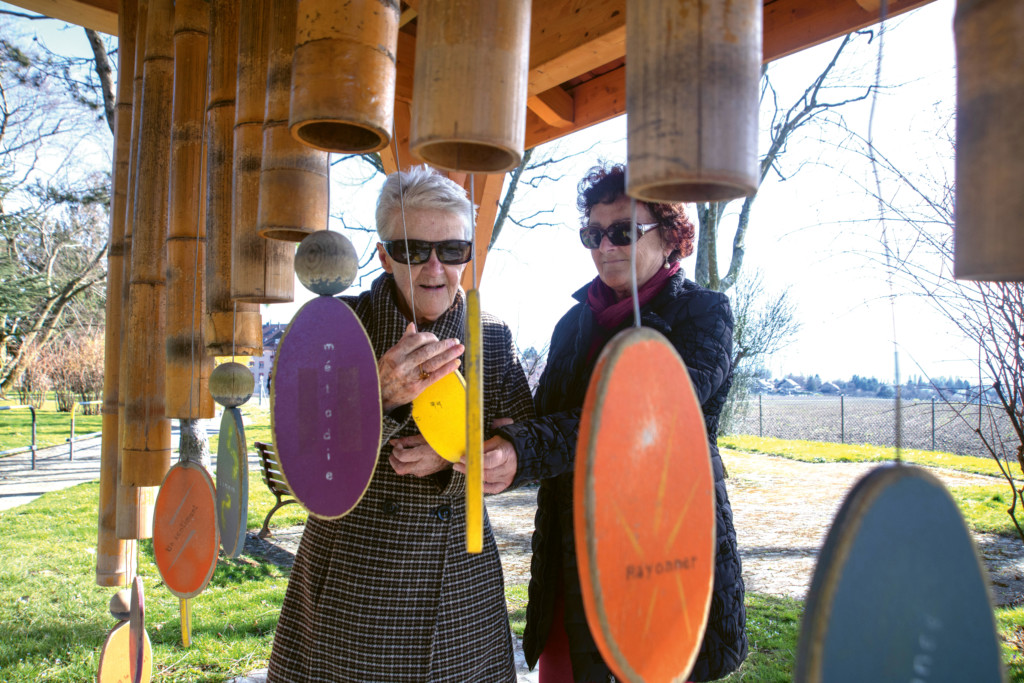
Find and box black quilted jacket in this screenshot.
[496,272,748,682]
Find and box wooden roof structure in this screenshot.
[7,0,938,277]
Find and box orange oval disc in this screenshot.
[575,327,716,683]
[153,461,220,599]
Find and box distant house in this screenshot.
[820,381,841,394]
[249,323,287,394]
[775,378,802,394]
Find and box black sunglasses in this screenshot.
[382,239,473,265]
[579,221,660,249]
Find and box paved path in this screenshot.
[0,435,106,511]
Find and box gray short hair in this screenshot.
[375,165,473,241]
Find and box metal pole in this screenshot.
[758,394,763,437]
[931,398,936,452]
[840,394,845,444]
[69,402,78,461]
[30,406,37,469]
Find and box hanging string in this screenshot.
[231,299,237,363]
[391,122,417,331]
[629,198,641,328]
[867,0,900,463]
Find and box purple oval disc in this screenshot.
[271,296,381,518]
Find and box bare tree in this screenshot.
[1,23,114,393]
[695,30,882,293]
[851,115,1024,543]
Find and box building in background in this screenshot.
[250,323,287,397]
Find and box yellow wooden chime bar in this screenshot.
[165,0,214,420]
[289,0,400,153]
[204,0,262,357]
[256,0,329,243]
[410,0,532,173]
[230,0,294,304]
[953,0,1024,281]
[626,0,762,203]
[96,0,135,587]
[120,0,174,491]
[115,0,156,541]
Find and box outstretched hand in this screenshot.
[378,322,465,413]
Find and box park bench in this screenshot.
[254,441,298,539]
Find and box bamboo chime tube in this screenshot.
[230,0,294,303]
[117,0,157,540]
[410,0,531,173]
[165,0,214,419]
[289,0,399,153]
[204,0,262,356]
[120,0,175,488]
[626,0,761,202]
[465,289,484,553]
[256,0,329,242]
[97,0,136,587]
[953,0,1024,280]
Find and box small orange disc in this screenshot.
[575,327,716,683]
[153,461,219,599]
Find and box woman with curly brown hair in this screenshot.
[475,162,748,682]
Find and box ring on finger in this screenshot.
[419,366,430,380]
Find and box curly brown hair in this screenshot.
[576,162,695,262]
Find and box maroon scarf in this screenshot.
[584,262,680,363]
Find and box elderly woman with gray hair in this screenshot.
[268,166,534,683]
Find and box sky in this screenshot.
[3,0,971,384]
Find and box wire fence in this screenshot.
[726,394,1019,458]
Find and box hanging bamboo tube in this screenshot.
[204,0,262,356]
[231,0,294,303]
[120,0,175,489]
[626,0,761,202]
[289,0,399,153]
[97,0,136,588]
[117,0,157,541]
[166,0,215,419]
[410,0,531,173]
[256,0,329,242]
[954,0,1024,280]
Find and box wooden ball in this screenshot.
[295,230,358,296]
[109,588,131,621]
[209,362,255,408]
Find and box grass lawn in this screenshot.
[2,422,1024,680]
[0,398,103,452]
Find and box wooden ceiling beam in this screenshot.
[527,86,575,128]
[3,0,117,35]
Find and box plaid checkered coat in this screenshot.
[268,274,535,683]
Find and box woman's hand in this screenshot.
[389,434,451,477]
[455,430,518,494]
[378,322,465,413]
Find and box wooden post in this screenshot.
[97,0,135,588]
[256,0,329,242]
[410,0,531,173]
[116,0,157,540]
[289,0,399,153]
[120,0,175,489]
[204,0,262,356]
[626,0,761,202]
[954,0,1024,280]
[166,0,214,420]
[230,0,294,304]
